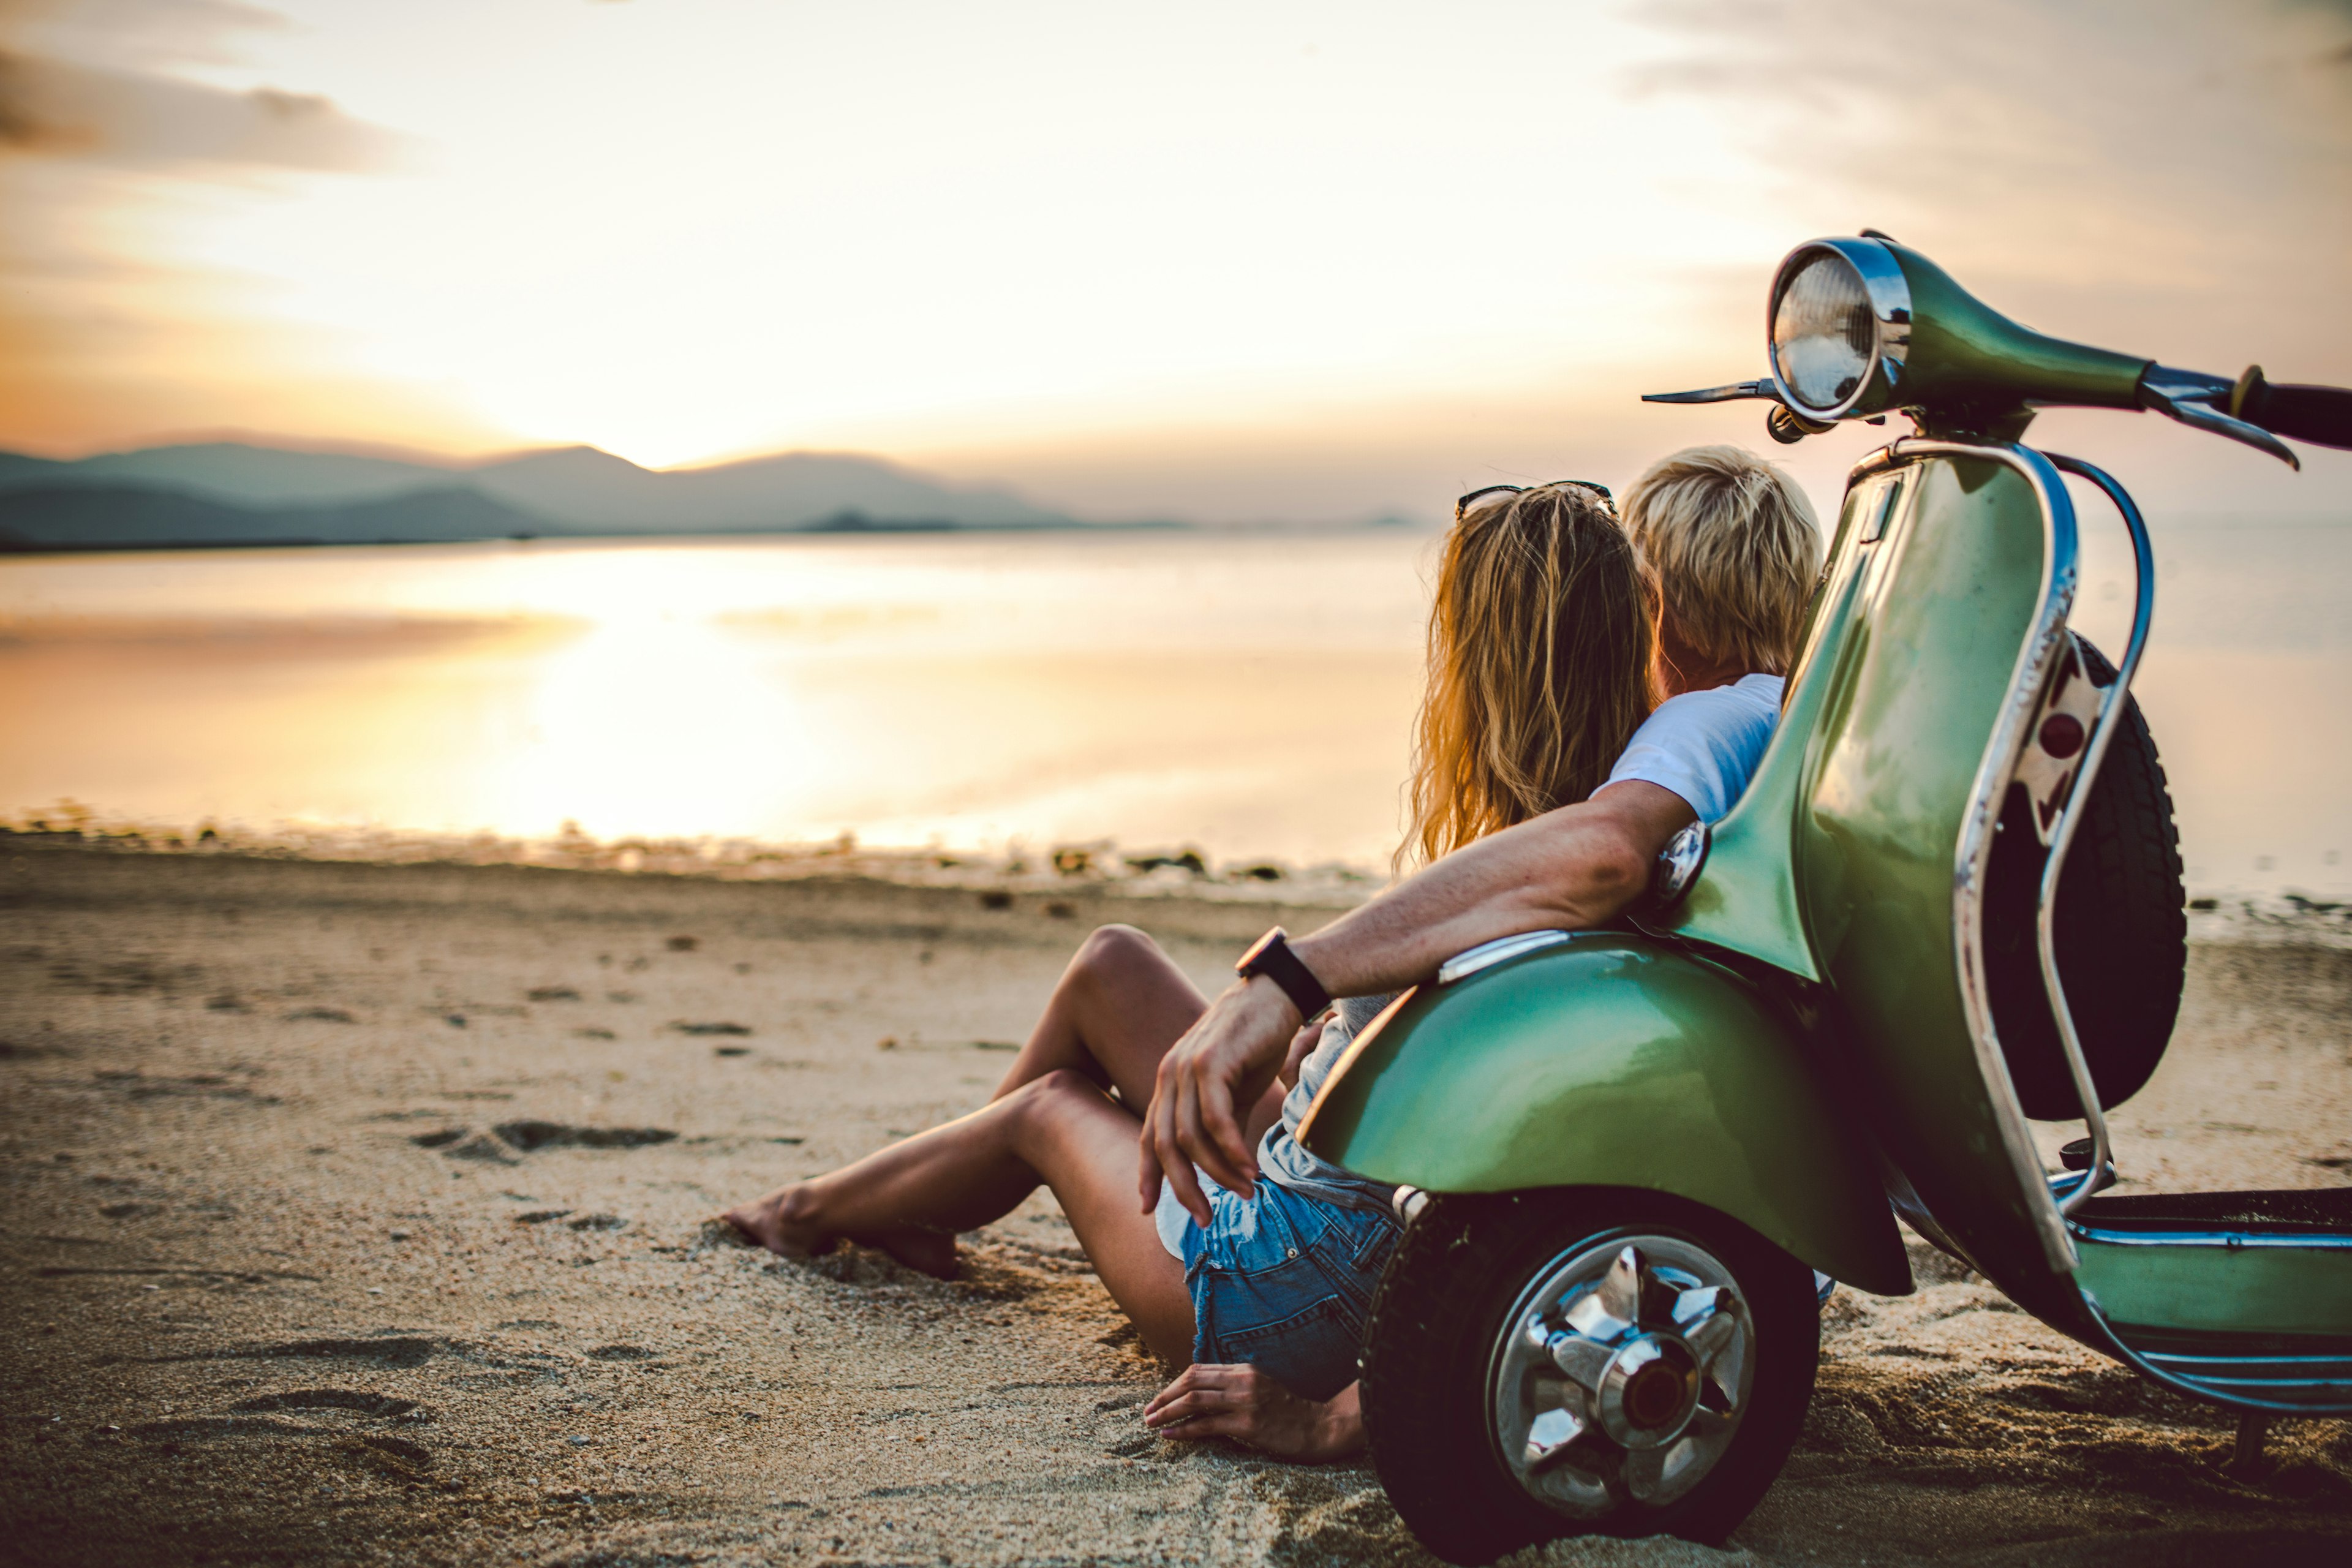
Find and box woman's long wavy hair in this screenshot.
[1398,483,1655,872]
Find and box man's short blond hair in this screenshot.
[1621,445,1822,677]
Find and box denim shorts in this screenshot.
[1172,1178,1401,1401]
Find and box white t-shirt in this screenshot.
[1601,673,1785,824]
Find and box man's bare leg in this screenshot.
[720,1070,1197,1360]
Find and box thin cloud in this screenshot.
[1623,0,2352,322]
[1632,0,2352,101]
[1,0,288,68]
[0,48,397,169]
[0,0,419,454]
[0,0,398,170]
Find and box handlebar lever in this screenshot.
[1642,379,1830,445]
[2138,366,2299,469]
[1641,379,1782,405]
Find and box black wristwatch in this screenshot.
[1235,927,1332,1021]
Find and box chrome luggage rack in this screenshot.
[2031,453,2154,1219]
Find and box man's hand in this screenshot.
[1278,1009,1330,1092]
[1142,1366,1363,1462]
[1136,781,1692,1229]
[1137,974,1297,1225]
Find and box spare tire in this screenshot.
[1981,638,2187,1119]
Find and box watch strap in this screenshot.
[1235,927,1332,1020]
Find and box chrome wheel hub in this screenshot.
[1489,1235,1754,1515]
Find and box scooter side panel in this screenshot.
[1297,937,1913,1297]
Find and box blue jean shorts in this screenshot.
[1170,1178,1401,1401]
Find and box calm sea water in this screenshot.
[1,514,2346,896]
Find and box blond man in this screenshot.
[1607,443,1823,822]
[1136,445,1822,1452]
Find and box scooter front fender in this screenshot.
[1297,935,1913,1297]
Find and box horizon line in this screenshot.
[0,428,961,479]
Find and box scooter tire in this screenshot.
[1984,636,2187,1118]
[1360,1187,1819,1566]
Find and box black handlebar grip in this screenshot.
[2235,370,2352,451]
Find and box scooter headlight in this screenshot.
[1767,238,1912,420]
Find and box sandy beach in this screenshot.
[2,840,2347,1567]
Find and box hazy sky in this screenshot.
[3,0,2348,521]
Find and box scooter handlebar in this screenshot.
[2234,369,2352,453]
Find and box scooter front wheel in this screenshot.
[1361,1188,1819,1565]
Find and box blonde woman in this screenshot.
[723,450,1820,1462]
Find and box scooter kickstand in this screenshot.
[2224,1412,2272,1479]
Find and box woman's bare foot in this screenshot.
[718,1185,960,1278]
[719,1185,828,1259]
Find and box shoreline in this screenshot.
[7,820,2350,948]
[0,820,1389,911]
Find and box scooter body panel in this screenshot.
[1666,448,2089,1321]
[1297,936,1915,1297]
[2072,1237,2352,1407]
[2061,1190,2352,1404]
[1797,451,2082,1311]
[1885,241,2149,415]
[2075,1234,2352,1343]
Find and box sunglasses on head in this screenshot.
[1455,480,1616,519]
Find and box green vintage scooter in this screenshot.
[1296,233,2352,1562]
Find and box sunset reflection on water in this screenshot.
[1,519,2346,896]
[0,532,1431,869]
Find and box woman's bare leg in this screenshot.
[991,925,1208,1110]
[721,1071,1194,1361]
[722,924,1199,1275]
[1027,1081,1197,1363]
[992,924,1288,1141]
[722,923,1284,1288]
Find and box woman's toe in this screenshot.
[704,1214,757,1248]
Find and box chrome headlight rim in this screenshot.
[1765,236,1913,423]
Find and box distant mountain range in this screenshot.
[0,440,1105,551]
